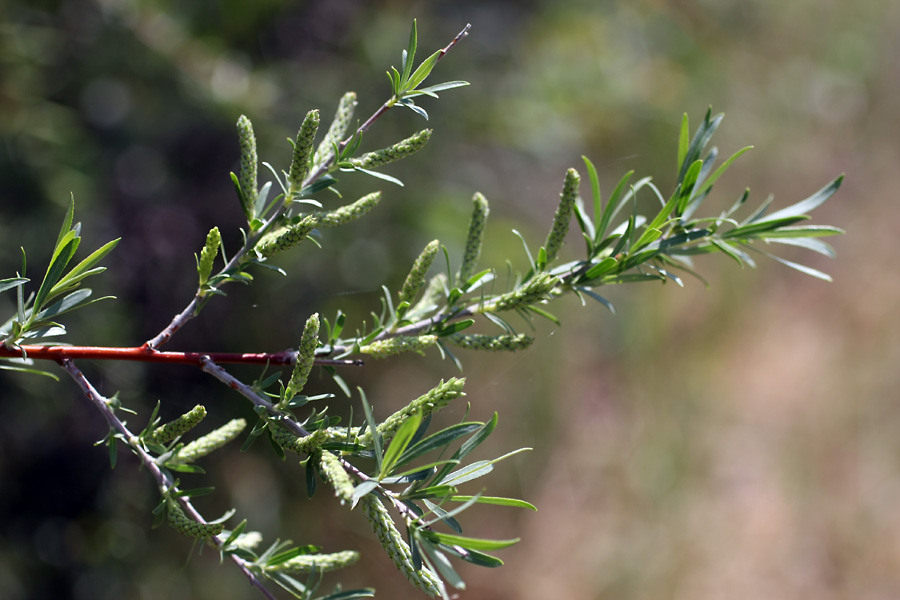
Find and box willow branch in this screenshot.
[59,359,278,600]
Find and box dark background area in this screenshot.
[1,1,898,599]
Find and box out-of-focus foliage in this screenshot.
[0,1,897,599]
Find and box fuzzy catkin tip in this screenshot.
[399,240,440,305]
[544,168,581,263]
[286,313,320,399]
[315,91,357,165]
[445,333,534,352]
[457,192,490,285]
[198,227,221,286]
[148,405,207,445]
[236,115,258,210]
[318,450,355,504]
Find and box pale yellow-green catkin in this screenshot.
[318,450,354,504]
[286,313,319,399]
[349,129,432,170]
[148,405,207,445]
[356,378,465,447]
[314,191,381,228]
[476,274,560,313]
[256,215,317,258]
[236,115,258,211]
[269,425,329,455]
[314,91,357,165]
[227,531,263,551]
[444,333,534,352]
[167,502,224,539]
[544,168,581,263]
[197,227,221,286]
[358,335,437,359]
[269,550,360,575]
[175,418,246,462]
[399,240,440,305]
[288,109,321,194]
[362,495,444,597]
[457,192,490,285]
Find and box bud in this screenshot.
[148,405,206,445]
[362,495,444,597]
[167,501,224,539]
[270,550,360,575]
[359,335,437,359]
[314,191,381,228]
[457,192,490,285]
[445,333,534,352]
[314,91,357,166]
[288,109,321,194]
[357,378,465,447]
[197,226,221,287]
[236,115,258,211]
[256,215,317,258]
[349,129,432,170]
[286,313,320,399]
[399,240,439,305]
[544,168,581,263]
[175,418,246,463]
[477,274,560,313]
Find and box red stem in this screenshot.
[1,345,362,367]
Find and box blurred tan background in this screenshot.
[1,1,898,599]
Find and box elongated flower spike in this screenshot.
[286,313,320,399]
[269,550,360,575]
[544,167,581,263]
[288,109,321,196]
[457,192,490,285]
[269,425,329,455]
[357,378,465,446]
[197,226,221,287]
[362,494,444,597]
[399,240,440,305]
[148,404,207,445]
[256,215,318,258]
[175,418,247,463]
[236,115,258,214]
[318,450,355,504]
[314,191,381,228]
[314,91,357,166]
[359,335,438,358]
[349,129,432,170]
[167,501,224,539]
[445,332,534,352]
[477,273,560,313]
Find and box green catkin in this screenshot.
[256,215,317,258]
[148,405,207,445]
[236,115,258,212]
[175,418,247,462]
[445,333,535,352]
[358,335,437,359]
[357,378,465,447]
[318,450,354,504]
[270,550,360,575]
[197,226,221,286]
[399,240,440,305]
[349,129,432,170]
[288,109,321,195]
[314,91,357,166]
[362,495,444,597]
[457,192,490,285]
[167,502,224,539]
[314,191,381,228]
[270,425,329,455]
[286,313,320,399]
[544,168,581,263]
[476,274,560,313]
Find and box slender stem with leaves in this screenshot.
[0,20,843,600]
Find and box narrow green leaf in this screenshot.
[55,195,75,249]
[419,530,520,551]
[0,278,28,294]
[395,423,482,469]
[677,113,689,173]
[402,19,418,85]
[380,411,422,478]
[449,495,537,510]
[417,537,466,589]
[596,170,634,241]
[760,175,844,223]
[405,50,441,92]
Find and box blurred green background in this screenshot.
[1,0,897,599]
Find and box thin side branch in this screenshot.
[59,359,279,600]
